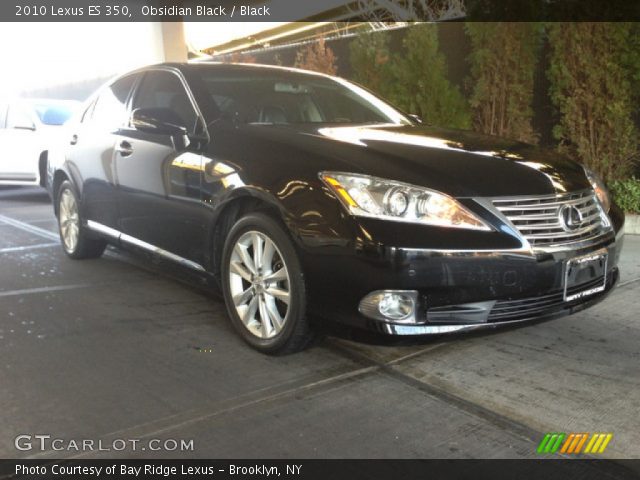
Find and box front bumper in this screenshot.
[377,266,619,335]
[301,205,624,335]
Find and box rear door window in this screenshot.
[132,70,199,134]
[90,74,137,130]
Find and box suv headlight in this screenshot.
[320,172,491,231]
[584,167,611,213]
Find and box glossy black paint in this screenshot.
[48,63,624,335]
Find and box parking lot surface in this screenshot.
[1,186,639,463]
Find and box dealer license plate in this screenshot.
[564,250,608,302]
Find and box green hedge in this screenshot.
[348,25,470,129]
[610,178,640,214]
[547,23,638,183]
[346,23,639,186]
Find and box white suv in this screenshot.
[0,99,79,187]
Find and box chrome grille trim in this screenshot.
[490,190,612,250]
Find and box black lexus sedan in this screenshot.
[47,62,624,354]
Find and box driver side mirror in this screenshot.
[408,114,423,125]
[131,108,188,137]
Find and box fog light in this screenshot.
[359,290,419,324]
[378,292,413,320]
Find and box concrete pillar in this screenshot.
[149,22,188,63]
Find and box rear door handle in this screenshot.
[115,140,133,157]
[70,134,78,145]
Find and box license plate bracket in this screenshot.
[564,250,608,302]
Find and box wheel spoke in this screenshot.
[63,192,73,215]
[265,297,283,332]
[230,261,253,282]
[242,295,259,326]
[61,193,68,212]
[233,287,254,307]
[60,196,69,219]
[258,295,273,338]
[252,233,264,271]
[262,238,275,271]
[68,225,78,250]
[264,267,288,283]
[234,243,256,275]
[265,287,290,305]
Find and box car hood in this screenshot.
[233,123,591,198]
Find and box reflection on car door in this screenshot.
[0,104,40,183]
[66,74,138,228]
[115,69,207,265]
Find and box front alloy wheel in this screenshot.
[229,230,291,339]
[222,213,313,354]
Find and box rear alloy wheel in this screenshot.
[57,180,106,259]
[59,188,79,253]
[222,213,313,354]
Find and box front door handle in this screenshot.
[115,140,133,157]
[70,134,78,145]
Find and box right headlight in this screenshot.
[584,167,611,213]
[320,172,491,231]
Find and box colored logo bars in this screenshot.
[537,433,613,454]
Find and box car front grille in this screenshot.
[487,276,606,322]
[492,190,610,249]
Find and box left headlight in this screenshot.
[320,172,491,231]
[584,167,611,213]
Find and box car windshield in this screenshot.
[197,69,411,126]
[31,102,77,125]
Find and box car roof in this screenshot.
[144,61,335,80]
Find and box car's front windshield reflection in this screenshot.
[198,69,411,126]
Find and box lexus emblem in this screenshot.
[559,205,584,231]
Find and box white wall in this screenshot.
[0,22,187,98]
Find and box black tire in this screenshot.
[56,180,106,259]
[221,213,314,354]
[39,152,48,189]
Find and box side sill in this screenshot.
[86,220,206,273]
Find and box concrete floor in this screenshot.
[1,186,639,463]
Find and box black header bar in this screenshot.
[1,459,639,480]
[3,0,640,22]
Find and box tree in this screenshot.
[465,22,542,143]
[272,52,284,66]
[348,30,393,98]
[547,23,639,181]
[388,23,471,129]
[294,37,338,75]
[223,52,257,64]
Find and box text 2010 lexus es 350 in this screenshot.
[47,63,624,354]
